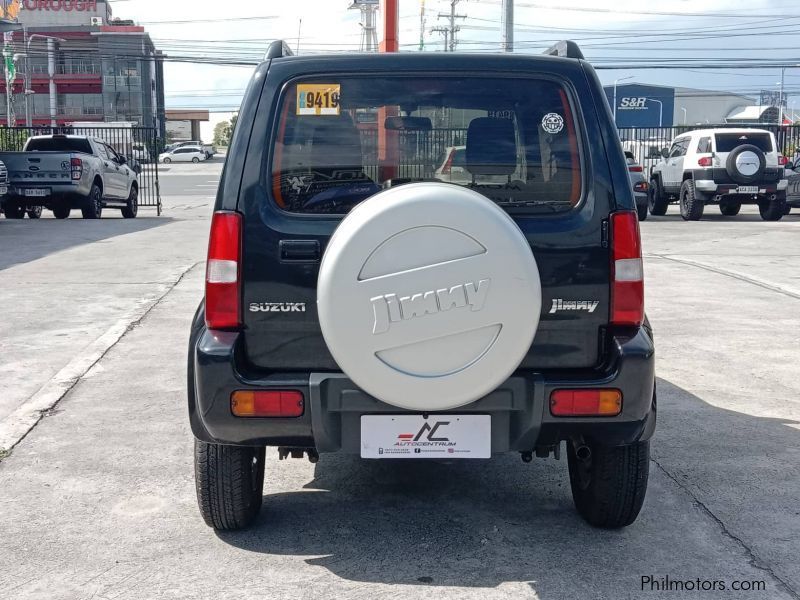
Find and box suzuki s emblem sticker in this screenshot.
[370,279,490,335]
[542,113,564,134]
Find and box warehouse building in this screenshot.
[603,83,758,128]
[0,0,165,134]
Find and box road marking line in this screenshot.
[0,262,202,455]
[646,254,800,300]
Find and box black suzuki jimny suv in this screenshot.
[188,40,656,530]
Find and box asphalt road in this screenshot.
[0,164,799,600]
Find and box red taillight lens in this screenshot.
[697,156,712,167]
[71,157,83,181]
[610,211,644,327]
[633,181,648,193]
[231,390,304,417]
[441,150,455,174]
[628,165,643,173]
[205,211,242,330]
[550,389,622,416]
[778,154,788,166]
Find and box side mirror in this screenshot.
[118,155,127,165]
[661,147,670,159]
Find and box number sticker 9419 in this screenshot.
[297,84,341,116]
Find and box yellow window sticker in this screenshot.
[297,84,341,116]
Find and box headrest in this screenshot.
[309,114,364,170]
[466,117,517,176]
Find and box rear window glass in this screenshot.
[25,137,92,154]
[269,76,582,215]
[715,133,772,153]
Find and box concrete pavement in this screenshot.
[0,171,799,599]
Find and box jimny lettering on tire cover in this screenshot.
[370,279,490,335]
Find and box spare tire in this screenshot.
[317,182,541,411]
[725,144,765,185]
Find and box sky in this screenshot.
[108,0,800,138]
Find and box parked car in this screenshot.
[649,128,788,221]
[0,134,139,219]
[132,143,151,163]
[625,151,649,221]
[159,146,206,164]
[169,140,215,159]
[187,40,655,532]
[785,159,800,214]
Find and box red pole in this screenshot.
[379,0,399,53]
[378,0,399,182]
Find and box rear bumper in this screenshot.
[190,324,656,452]
[3,185,89,207]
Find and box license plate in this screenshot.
[24,188,50,197]
[360,414,491,459]
[737,186,758,194]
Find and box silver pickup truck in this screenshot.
[0,135,139,219]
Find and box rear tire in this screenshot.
[759,194,786,221]
[194,440,265,530]
[192,157,200,164]
[121,185,138,219]
[27,206,43,219]
[4,203,24,219]
[52,205,71,219]
[648,178,669,215]
[568,440,650,529]
[636,201,648,222]
[784,205,792,215]
[163,157,171,164]
[719,201,741,216]
[679,179,704,221]
[81,184,103,219]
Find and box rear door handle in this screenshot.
[280,240,320,263]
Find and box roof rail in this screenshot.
[543,40,584,60]
[265,40,294,60]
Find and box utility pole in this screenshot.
[501,0,513,52]
[431,26,448,52]
[419,0,426,51]
[438,0,466,52]
[350,1,379,52]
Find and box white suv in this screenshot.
[649,128,788,221]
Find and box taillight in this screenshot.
[628,165,643,172]
[697,157,712,167]
[71,157,83,181]
[550,389,622,417]
[231,390,304,417]
[610,211,644,327]
[778,154,788,166]
[441,150,455,174]
[205,211,242,330]
[633,181,648,193]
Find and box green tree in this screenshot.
[213,121,232,147]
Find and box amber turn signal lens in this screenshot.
[550,389,622,417]
[231,390,304,417]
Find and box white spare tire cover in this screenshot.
[318,182,541,411]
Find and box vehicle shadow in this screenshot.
[0,216,170,272]
[216,378,800,597]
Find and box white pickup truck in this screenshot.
[0,134,140,219]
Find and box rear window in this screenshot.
[269,76,582,215]
[25,137,92,154]
[715,133,772,153]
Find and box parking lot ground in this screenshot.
[0,183,799,599]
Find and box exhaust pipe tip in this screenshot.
[575,445,592,462]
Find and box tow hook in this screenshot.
[278,447,319,463]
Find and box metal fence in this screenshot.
[360,127,468,180]
[618,124,800,174]
[0,125,162,214]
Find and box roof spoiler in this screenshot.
[265,40,294,60]
[543,40,584,60]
